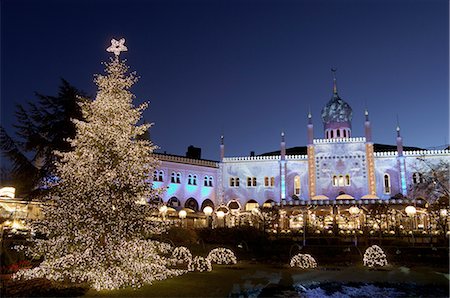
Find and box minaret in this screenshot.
[307,112,316,199]
[280,132,286,201]
[307,109,314,145]
[220,135,225,161]
[396,124,407,196]
[364,109,376,196]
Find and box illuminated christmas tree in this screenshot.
[14,38,184,290]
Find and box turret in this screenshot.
[396,125,403,156]
[307,110,314,145]
[281,132,286,160]
[364,109,372,142]
[220,135,224,161]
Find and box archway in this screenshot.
[262,199,275,208]
[201,199,215,211]
[227,200,241,211]
[245,199,259,211]
[167,197,181,208]
[185,197,199,212]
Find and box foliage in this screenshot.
[0,79,87,196]
[409,159,449,203]
[166,227,199,246]
[289,253,317,269]
[188,256,212,272]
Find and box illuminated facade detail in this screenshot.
[294,176,301,195]
[307,146,316,198]
[264,176,275,187]
[365,143,376,196]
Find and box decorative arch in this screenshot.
[245,199,259,211]
[262,199,275,208]
[167,197,181,208]
[227,200,241,211]
[185,197,199,212]
[201,199,214,211]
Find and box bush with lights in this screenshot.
[188,256,212,272]
[206,248,237,265]
[290,253,317,269]
[363,245,388,268]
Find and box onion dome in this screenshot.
[321,69,353,138]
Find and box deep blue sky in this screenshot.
[1,0,448,161]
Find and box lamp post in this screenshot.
[203,206,213,228]
[216,210,225,228]
[159,205,168,220]
[405,205,416,245]
[179,210,187,228]
[440,208,448,236]
[349,206,360,246]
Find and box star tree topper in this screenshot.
[107,38,128,56]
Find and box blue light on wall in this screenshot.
[280,160,286,199]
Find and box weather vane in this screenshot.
[107,38,128,56]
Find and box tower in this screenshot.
[396,124,407,196]
[280,132,286,201]
[364,109,376,196]
[321,69,353,139]
[306,112,316,198]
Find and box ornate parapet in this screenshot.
[154,153,219,168]
[223,155,280,162]
[313,137,366,144]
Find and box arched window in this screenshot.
[193,175,197,185]
[332,175,338,186]
[235,177,240,187]
[176,172,181,184]
[326,130,329,138]
[345,174,350,186]
[208,176,213,187]
[264,177,269,187]
[331,130,334,138]
[252,177,257,187]
[230,177,235,187]
[158,171,164,182]
[247,177,252,187]
[338,175,344,186]
[205,176,209,186]
[412,172,424,184]
[337,129,340,137]
[270,177,275,187]
[343,130,347,138]
[167,196,181,207]
[188,174,193,185]
[171,172,176,183]
[294,175,300,195]
[185,197,199,212]
[383,174,391,194]
[153,170,158,181]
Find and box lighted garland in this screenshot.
[188,256,212,272]
[171,246,193,270]
[363,245,388,268]
[290,253,317,269]
[206,248,237,265]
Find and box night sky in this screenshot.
[1,0,448,162]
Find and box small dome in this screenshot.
[321,94,353,124]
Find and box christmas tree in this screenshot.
[14,38,184,290]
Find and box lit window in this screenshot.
[384,174,390,194]
[412,172,424,184]
[338,175,344,186]
[294,176,300,195]
[252,177,257,187]
[332,175,338,186]
[345,174,350,186]
[270,177,275,187]
[264,177,269,187]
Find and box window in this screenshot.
[345,174,350,186]
[193,175,197,185]
[412,172,424,184]
[252,177,257,187]
[235,177,240,187]
[153,170,158,181]
[176,172,181,184]
[337,129,340,137]
[247,177,252,187]
[264,176,275,187]
[332,175,338,186]
[343,130,347,138]
[331,130,334,138]
[383,174,391,194]
[338,175,344,186]
[171,172,176,183]
[188,174,193,185]
[208,176,213,187]
[294,176,300,195]
[230,177,235,187]
[205,176,209,186]
[230,177,238,187]
[158,171,164,182]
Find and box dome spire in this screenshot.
[331,67,338,95]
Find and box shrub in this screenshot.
[363,245,388,267]
[207,248,237,265]
[290,253,317,269]
[188,256,212,272]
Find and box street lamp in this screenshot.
[179,210,187,228]
[349,206,360,246]
[216,210,225,228]
[203,206,213,228]
[405,205,417,245]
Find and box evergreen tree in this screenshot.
[0,79,86,196]
[14,40,183,290]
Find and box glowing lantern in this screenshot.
[405,206,416,217]
[178,210,187,219]
[0,187,15,199]
[440,209,447,217]
[203,206,213,216]
[349,206,360,215]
